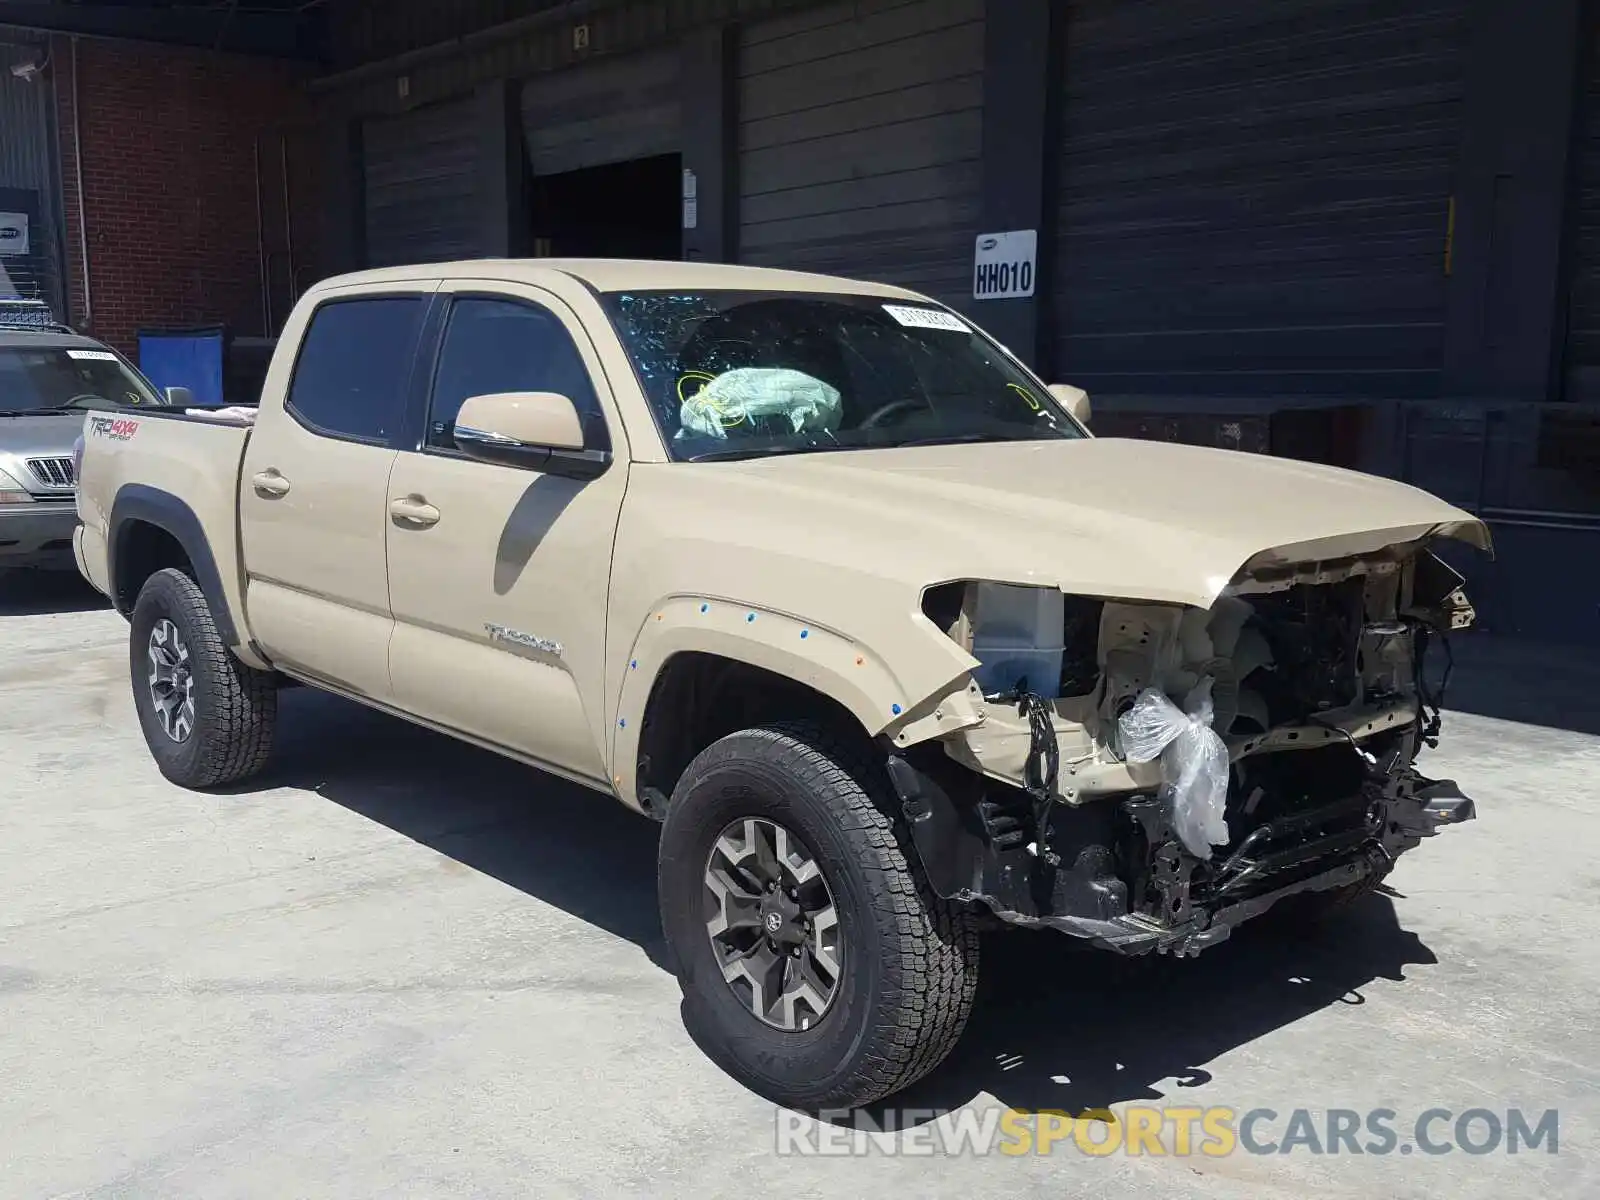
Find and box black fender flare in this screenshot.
[107,483,241,649]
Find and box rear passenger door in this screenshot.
[384,282,627,783]
[240,283,436,699]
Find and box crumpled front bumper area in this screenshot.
[889,746,1476,958]
[1060,776,1472,958]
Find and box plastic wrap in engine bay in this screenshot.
[938,546,1457,802]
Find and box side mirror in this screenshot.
[1048,383,1091,427]
[164,385,194,407]
[453,391,609,479]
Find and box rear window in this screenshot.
[286,297,425,442]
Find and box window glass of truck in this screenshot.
[286,297,425,443]
[426,297,609,451]
[600,291,1084,462]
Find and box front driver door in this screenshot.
[384,283,627,783]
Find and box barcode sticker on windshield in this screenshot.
[66,349,117,361]
[882,304,969,332]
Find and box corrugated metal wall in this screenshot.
[334,0,817,121]
[1053,0,1470,399]
[362,96,480,267]
[1564,26,1600,403]
[0,37,63,314]
[330,0,570,68]
[520,45,679,176]
[736,0,985,309]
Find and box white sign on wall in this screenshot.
[682,168,699,230]
[972,229,1036,300]
[0,213,29,256]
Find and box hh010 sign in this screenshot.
[972,229,1036,300]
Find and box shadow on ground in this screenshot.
[877,890,1433,1119]
[1443,633,1600,736]
[250,686,1438,1118]
[245,686,669,966]
[0,568,109,617]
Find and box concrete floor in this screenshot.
[1,569,1595,1198]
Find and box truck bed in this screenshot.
[74,406,256,653]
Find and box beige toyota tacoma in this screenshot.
[74,260,1487,1109]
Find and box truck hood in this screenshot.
[695,437,1489,609]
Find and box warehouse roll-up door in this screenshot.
[0,39,65,315]
[737,0,984,310]
[363,97,479,268]
[520,47,679,176]
[1054,0,1470,399]
[1563,40,1600,403]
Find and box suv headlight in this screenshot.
[0,466,33,505]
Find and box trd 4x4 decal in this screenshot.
[87,416,139,441]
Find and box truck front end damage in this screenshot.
[889,541,1481,956]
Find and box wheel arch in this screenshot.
[614,598,921,813]
[632,652,876,814]
[108,484,242,651]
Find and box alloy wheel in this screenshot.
[703,816,843,1032]
[147,618,196,743]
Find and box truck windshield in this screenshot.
[0,346,165,415]
[600,290,1085,462]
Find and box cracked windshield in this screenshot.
[601,290,1086,462]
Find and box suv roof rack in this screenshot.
[0,297,75,334]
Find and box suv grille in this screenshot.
[26,456,75,489]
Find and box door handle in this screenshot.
[389,496,441,527]
[251,469,290,498]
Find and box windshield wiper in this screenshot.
[0,406,78,417]
[892,431,1019,448]
[687,441,842,463]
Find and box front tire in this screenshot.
[658,722,979,1109]
[129,568,277,788]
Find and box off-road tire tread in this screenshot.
[674,720,979,1107]
[133,568,277,788]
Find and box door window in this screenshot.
[286,296,426,443]
[427,297,608,451]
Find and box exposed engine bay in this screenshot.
[889,543,1480,956]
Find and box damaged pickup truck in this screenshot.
[71,260,1486,1111]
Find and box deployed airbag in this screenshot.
[678,368,841,441]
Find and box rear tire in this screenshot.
[658,721,979,1109]
[129,568,277,788]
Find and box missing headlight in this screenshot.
[921,582,1102,699]
[1060,594,1104,697]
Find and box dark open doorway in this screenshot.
[529,152,682,260]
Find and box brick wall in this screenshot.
[52,35,322,354]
